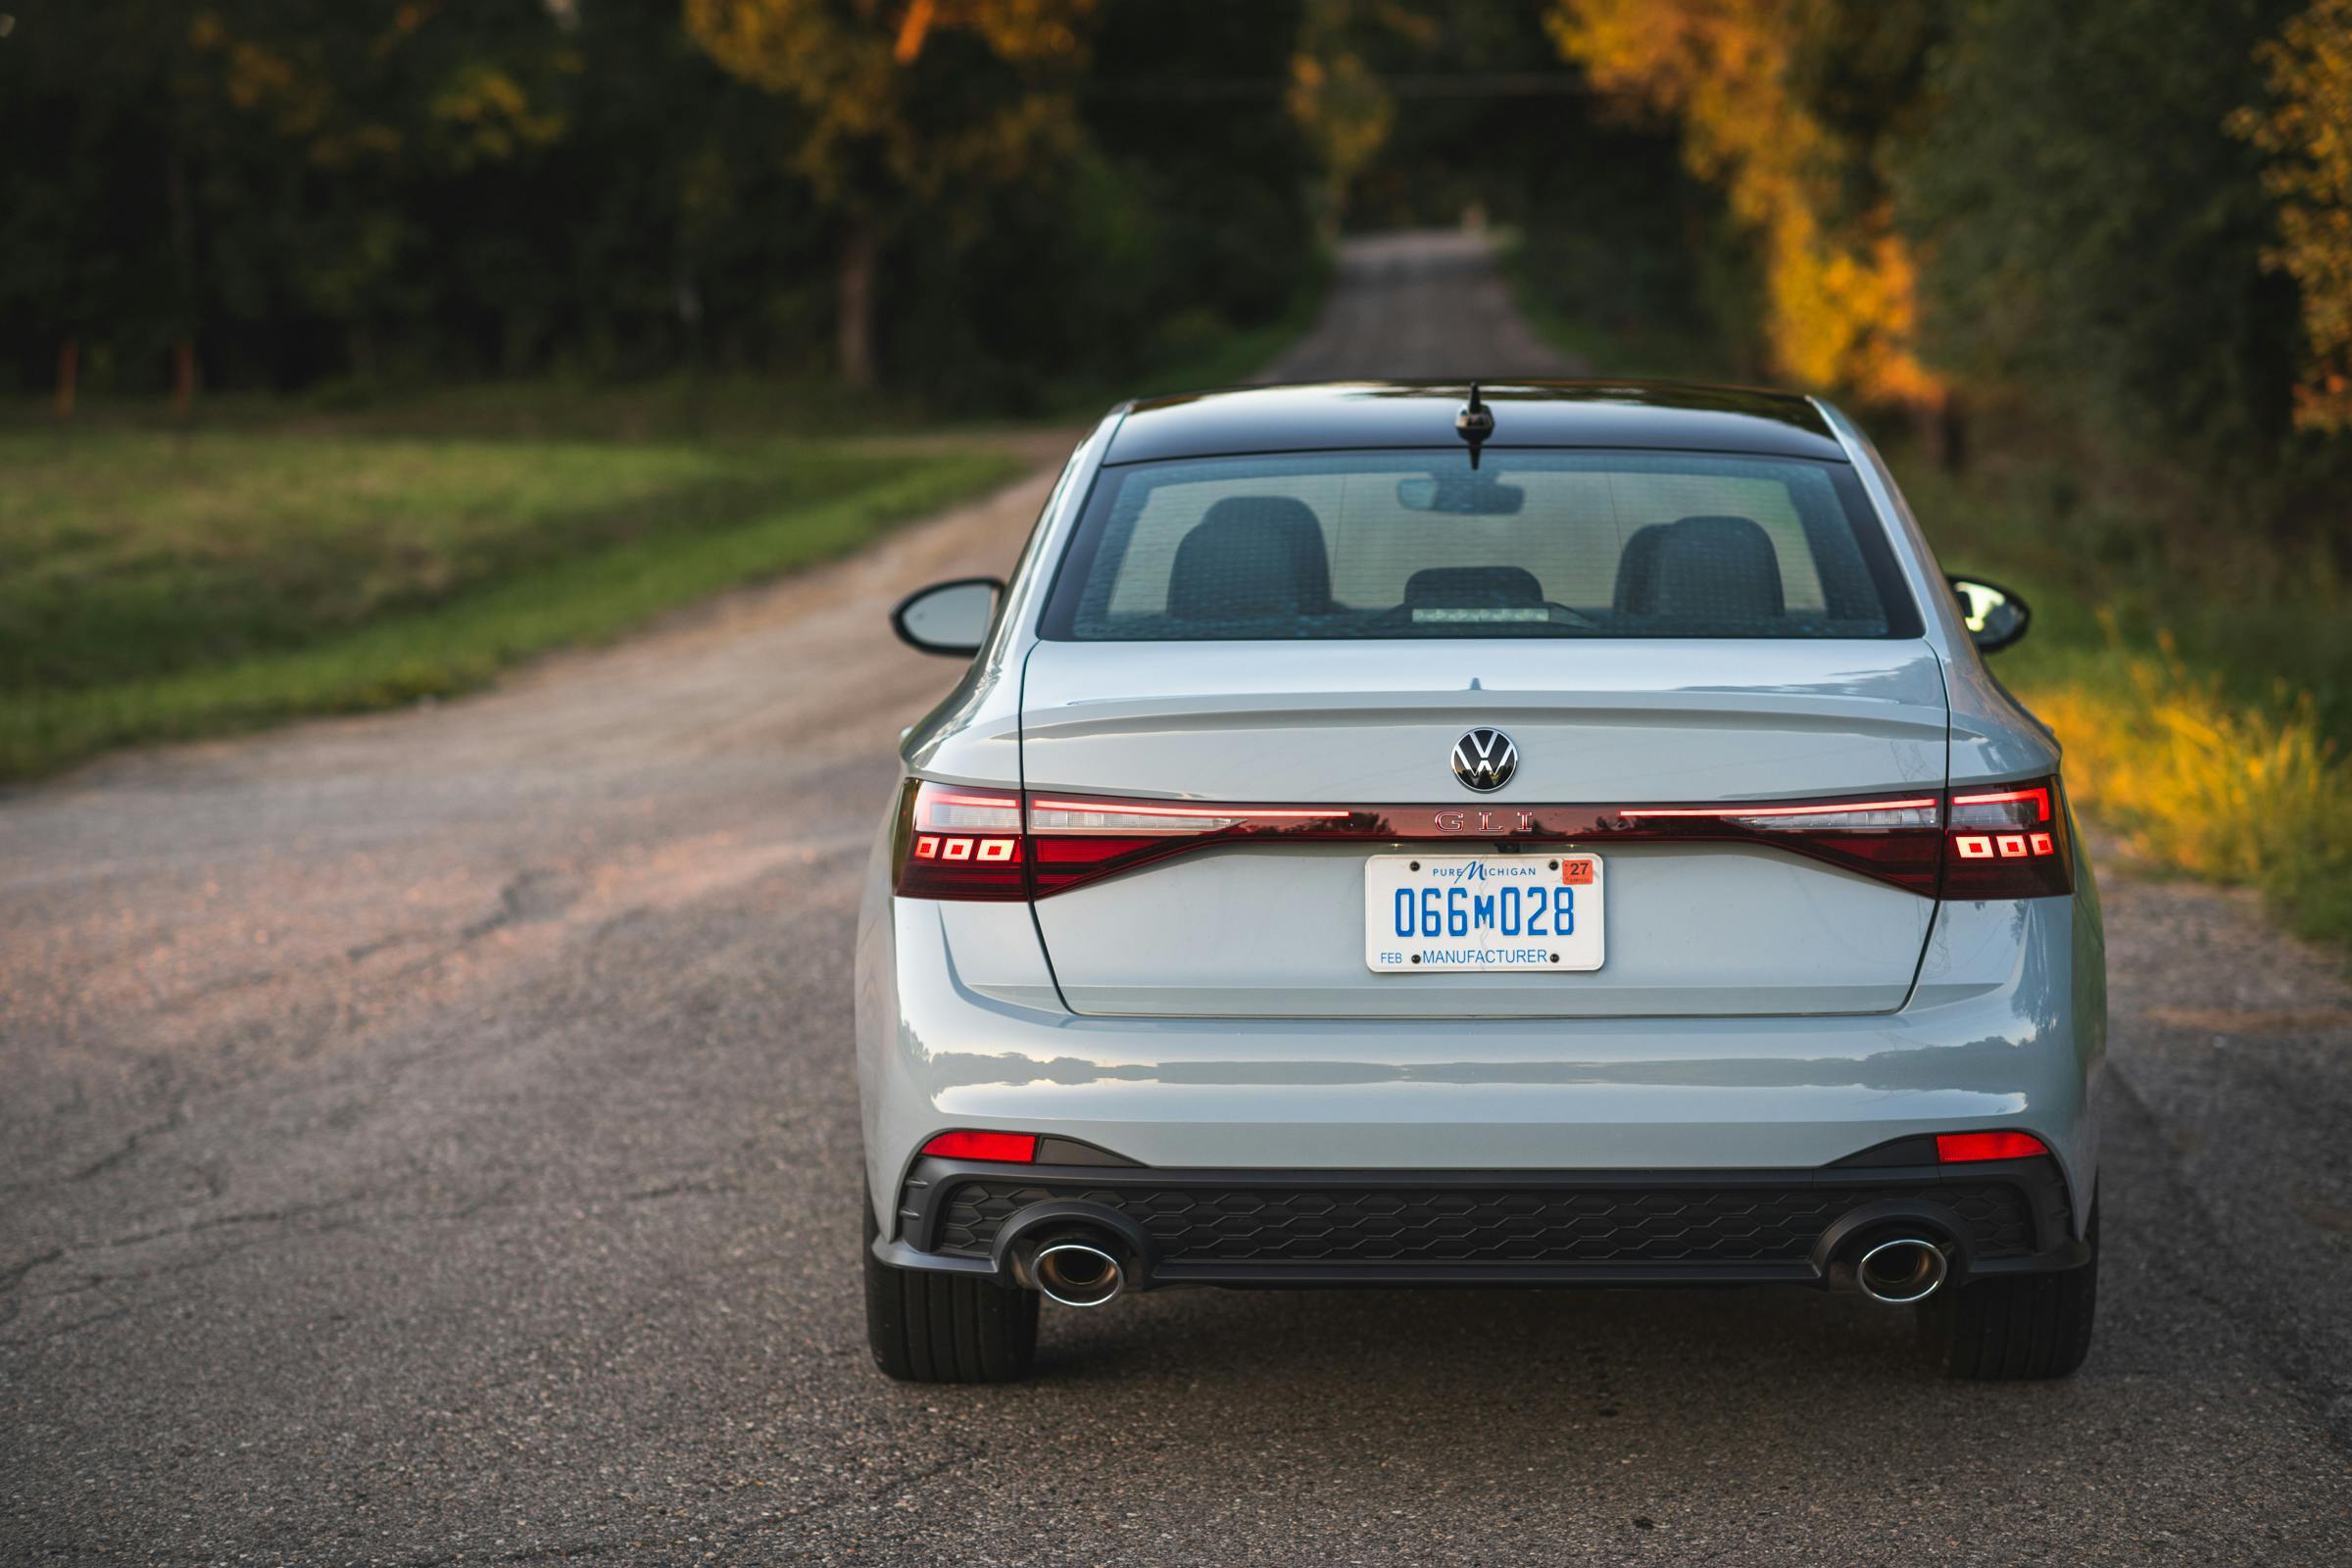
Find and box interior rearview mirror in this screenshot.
[891,576,1004,658]
[1946,575,2031,654]
[1396,473,1525,514]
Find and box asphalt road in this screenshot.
[7,230,2352,1565]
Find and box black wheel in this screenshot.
[1920,1200,2098,1380]
[863,1185,1038,1383]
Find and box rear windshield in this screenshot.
[1038,450,1919,641]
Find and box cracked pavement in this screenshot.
[6,231,2352,1564]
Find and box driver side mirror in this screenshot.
[1946,575,2031,654]
[891,576,1004,658]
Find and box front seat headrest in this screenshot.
[1612,514,1785,623]
[1166,496,1333,621]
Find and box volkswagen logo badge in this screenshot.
[1451,728,1517,793]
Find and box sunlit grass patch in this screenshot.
[2020,626,2352,946]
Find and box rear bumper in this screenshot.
[855,888,2107,1246]
[876,1152,2086,1290]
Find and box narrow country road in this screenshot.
[6,230,2350,1565]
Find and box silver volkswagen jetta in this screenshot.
[856,381,2102,1384]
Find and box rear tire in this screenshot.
[863,1184,1039,1383]
[1920,1201,2098,1380]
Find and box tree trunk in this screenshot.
[1937,393,1969,474]
[55,337,77,421]
[166,134,197,416]
[172,337,197,419]
[1914,390,1969,473]
[836,217,878,390]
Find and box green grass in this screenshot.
[0,423,1024,779]
[10,374,988,445]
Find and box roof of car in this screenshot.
[1102,379,1847,465]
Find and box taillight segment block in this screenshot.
[893,783,1029,900]
[1942,781,2073,899]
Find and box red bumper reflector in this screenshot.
[1935,1130,2049,1163]
[920,1130,1038,1162]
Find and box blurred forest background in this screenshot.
[4,0,2349,942]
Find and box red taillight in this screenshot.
[894,781,1027,901]
[1026,796,1355,895]
[887,777,2076,902]
[1936,1130,2050,1163]
[920,1129,1038,1161]
[1941,776,2072,899]
[1616,795,1944,895]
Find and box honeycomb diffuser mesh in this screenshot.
[936,1181,2039,1266]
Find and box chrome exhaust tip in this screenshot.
[1032,1240,1126,1308]
[1854,1236,1949,1304]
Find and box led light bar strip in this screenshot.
[1618,797,1937,820]
[1028,799,1352,833]
[1951,784,2051,820]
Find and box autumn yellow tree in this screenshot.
[1545,0,1940,410]
[1287,0,1400,239]
[683,0,1095,387]
[2231,0,2352,433]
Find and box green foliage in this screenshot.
[1898,0,2314,510]
[0,419,1022,778]
[0,1,1319,414]
[1898,452,2352,748]
[890,0,1320,408]
[2230,0,2352,434]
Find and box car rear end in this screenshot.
[856,383,2102,1382]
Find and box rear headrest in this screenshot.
[1404,565,1544,609]
[1167,496,1332,621]
[1612,514,1785,622]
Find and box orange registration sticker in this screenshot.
[1561,858,1595,886]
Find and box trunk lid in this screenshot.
[1018,639,1948,1018]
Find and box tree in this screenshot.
[1900,0,2306,505]
[2231,0,2352,433]
[1287,0,1396,238]
[0,0,205,412]
[1545,0,1944,411]
[682,0,1095,388]
[184,3,578,381]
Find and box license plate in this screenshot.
[1364,853,1604,973]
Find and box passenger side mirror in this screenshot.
[1946,575,2031,654]
[892,576,1004,658]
